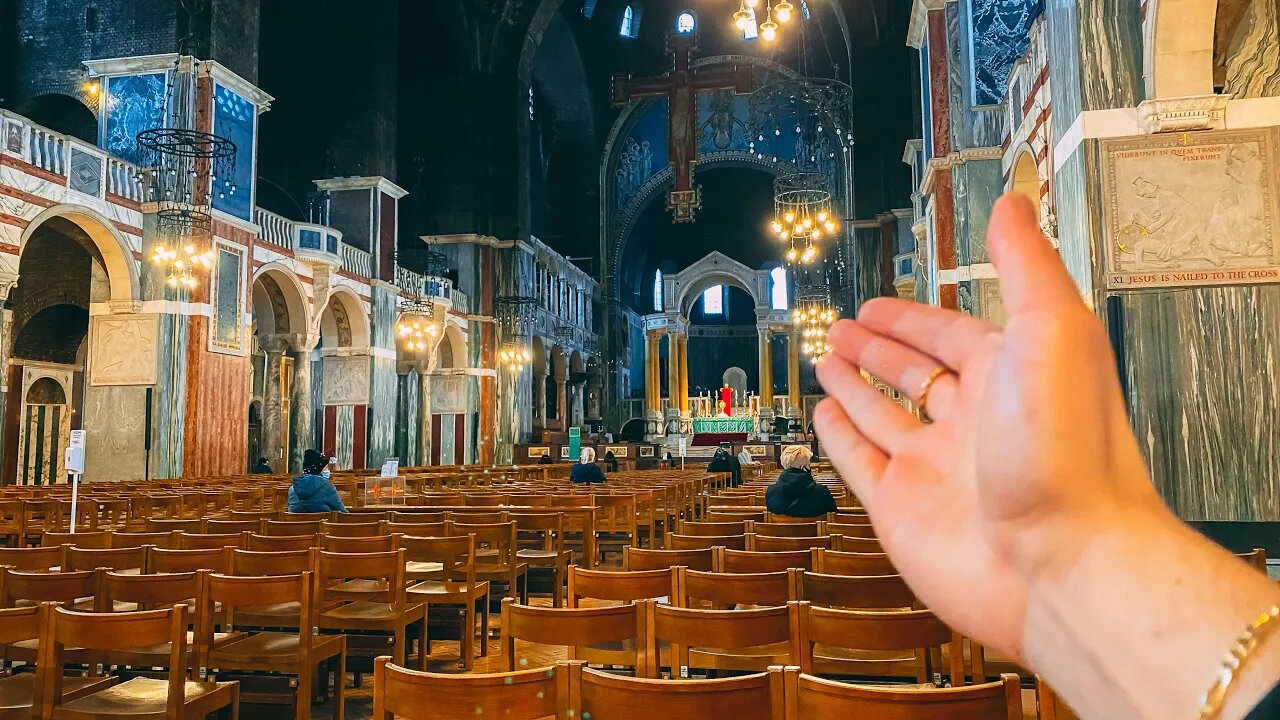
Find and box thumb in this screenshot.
[987,193,1083,317]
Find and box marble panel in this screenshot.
[323,356,370,406]
[395,372,421,467]
[1052,149,1097,297]
[367,355,397,466]
[69,148,102,197]
[103,73,166,165]
[1223,0,1280,98]
[84,385,148,481]
[211,83,256,221]
[969,0,1043,106]
[954,159,1004,266]
[89,314,158,386]
[335,404,354,470]
[1116,284,1280,521]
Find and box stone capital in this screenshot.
[289,332,321,353]
[1137,94,1232,134]
[258,334,293,354]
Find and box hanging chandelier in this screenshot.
[769,170,838,264]
[138,59,237,290]
[793,283,836,361]
[496,296,537,374]
[396,297,438,352]
[732,0,796,42]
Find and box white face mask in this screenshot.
[321,469,331,479]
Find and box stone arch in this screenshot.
[570,349,585,375]
[320,287,372,349]
[1009,145,1042,219]
[439,322,468,370]
[1144,0,1218,98]
[250,264,310,337]
[669,252,767,313]
[20,205,139,303]
[530,335,547,376]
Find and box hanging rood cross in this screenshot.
[612,29,752,223]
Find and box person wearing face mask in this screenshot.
[288,449,348,513]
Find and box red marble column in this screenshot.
[926,7,958,310]
[477,244,496,465]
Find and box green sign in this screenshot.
[568,427,581,463]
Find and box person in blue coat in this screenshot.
[570,447,607,484]
[288,449,348,513]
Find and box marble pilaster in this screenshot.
[288,333,319,473]
[258,335,291,472]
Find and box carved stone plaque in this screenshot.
[431,376,468,415]
[89,314,158,386]
[322,355,370,406]
[1101,128,1280,289]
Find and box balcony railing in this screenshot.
[341,243,374,278]
[1,108,143,203]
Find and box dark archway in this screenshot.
[14,94,97,143]
[12,305,89,365]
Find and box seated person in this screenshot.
[604,450,620,473]
[288,449,348,513]
[765,445,837,518]
[537,454,554,465]
[707,444,742,486]
[252,456,273,474]
[570,447,607,484]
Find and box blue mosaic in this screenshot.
[969,0,1042,106]
[616,98,669,210]
[326,233,339,253]
[102,73,166,164]
[697,91,751,154]
[299,228,322,250]
[212,83,255,221]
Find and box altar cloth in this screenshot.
[691,416,754,434]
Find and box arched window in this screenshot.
[653,270,664,311]
[619,5,642,38]
[676,11,696,34]
[769,267,789,310]
[702,285,724,315]
[583,0,597,18]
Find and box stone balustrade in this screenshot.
[1,108,143,202]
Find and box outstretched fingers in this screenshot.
[826,319,966,421]
[854,299,1001,375]
[815,353,920,454]
[812,397,888,506]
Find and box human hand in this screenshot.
[813,193,1161,661]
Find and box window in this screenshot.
[702,285,724,315]
[770,267,789,310]
[742,8,758,39]
[653,270,664,311]
[676,11,696,34]
[619,4,641,38]
[583,0,597,18]
[528,86,534,121]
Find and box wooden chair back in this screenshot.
[388,511,447,525]
[246,532,318,552]
[98,570,201,612]
[384,521,450,537]
[623,547,714,572]
[1,568,96,607]
[316,549,406,607]
[647,603,794,678]
[676,521,746,537]
[793,602,960,682]
[64,545,147,572]
[706,510,766,523]
[147,519,204,533]
[450,521,518,568]
[1035,678,1081,720]
[1238,547,1268,573]
[567,567,674,606]
[40,531,110,549]
[149,547,233,574]
[827,522,876,539]
[266,519,324,536]
[813,549,896,576]
[230,548,315,576]
[720,549,814,573]
[750,534,832,552]
[399,535,476,584]
[669,533,746,551]
[678,568,794,609]
[794,572,915,609]
[202,570,315,636]
[283,512,332,523]
[112,530,177,549]
[501,597,647,673]
[448,512,508,525]
[0,545,63,571]
[833,535,883,553]
[177,531,245,550]
[205,519,263,535]
[338,511,390,523]
[569,661,784,720]
[372,656,565,720]
[322,521,385,538]
[783,667,1022,718]
[322,534,399,553]
[751,522,823,538]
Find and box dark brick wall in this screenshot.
[7,218,103,364]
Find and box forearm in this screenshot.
[1023,505,1280,719]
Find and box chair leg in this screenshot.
[334,650,346,720]
[297,667,312,720]
[461,600,475,670]
[419,604,430,672]
[551,564,563,608]
[479,591,490,657]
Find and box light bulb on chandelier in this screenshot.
[774,1,794,22]
[760,19,778,41]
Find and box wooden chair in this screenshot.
[749,534,833,552]
[148,519,205,534]
[35,604,240,719]
[827,522,876,539]
[149,547,233,574]
[336,511,389,523]
[446,512,508,525]
[1238,547,1268,574]
[383,522,450,537]
[793,602,963,683]
[567,660,784,720]
[18,501,60,546]
[720,549,814,574]
[94,571,211,666]
[0,546,63,572]
[706,510,766,523]
[0,605,112,717]
[40,532,110,549]
[63,545,147,573]
[567,567,674,607]
[246,533,318,552]
[1,568,97,612]
[812,549,896,576]
[321,521,384,538]
[372,656,565,720]
[201,572,346,720]
[677,568,794,609]
[751,522,823,538]
[283,513,332,523]
[832,536,883,553]
[511,512,572,608]
[646,603,794,678]
[1036,677,1082,720]
[452,522,527,604]
[227,549,315,628]
[315,549,424,668]
[320,535,398,554]
[793,572,915,609]
[668,534,746,552]
[501,598,648,673]
[781,667,1023,718]
[111,531,177,550]
[623,547,714,572]
[676,521,746,537]
[402,535,489,670]
[176,532,244,550]
[266,520,325,536]
[388,512,446,525]
[205,519,263,535]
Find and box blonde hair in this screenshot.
[580,447,597,464]
[780,445,811,470]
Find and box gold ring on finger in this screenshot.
[916,366,951,422]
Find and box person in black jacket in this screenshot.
[765,445,837,518]
[252,457,273,474]
[570,447,607,484]
[706,444,742,486]
[604,450,619,472]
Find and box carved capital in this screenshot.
[289,332,320,353]
[107,299,142,315]
[258,334,293,354]
[1137,94,1232,134]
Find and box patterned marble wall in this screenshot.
[182,315,252,476]
[954,159,1003,267]
[210,84,256,221]
[83,385,148,481]
[1115,285,1280,521]
[366,285,398,466]
[395,372,421,467]
[969,0,1043,106]
[853,225,884,312]
[102,73,166,165]
[148,310,189,479]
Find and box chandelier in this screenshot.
[496,296,537,374]
[396,297,438,352]
[138,59,237,290]
[770,170,838,265]
[732,0,796,42]
[793,285,836,361]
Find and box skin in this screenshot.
[813,193,1280,718]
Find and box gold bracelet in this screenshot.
[1199,604,1280,719]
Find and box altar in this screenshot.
[691,416,754,434]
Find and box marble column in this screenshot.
[259,335,291,472]
[758,327,774,406]
[666,333,682,413]
[288,333,319,473]
[555,376,569,430]
[418,367,433,465]
[786,330,801,419]
[644,328,665,438]
[532,373,547,433]
[677,333,689,413]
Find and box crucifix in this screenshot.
[612,29,753,223]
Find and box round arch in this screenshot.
[679,271,761,315]
[20,205,139,303]
[530,335,547,376]
[250,263,311,337]
[1009,146,1042,219]
[1144,0,1217,98]
[320,287,372,349]
[441,322,468,370]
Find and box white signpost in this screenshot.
[678,436,686,470]
[65,430,86,533]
